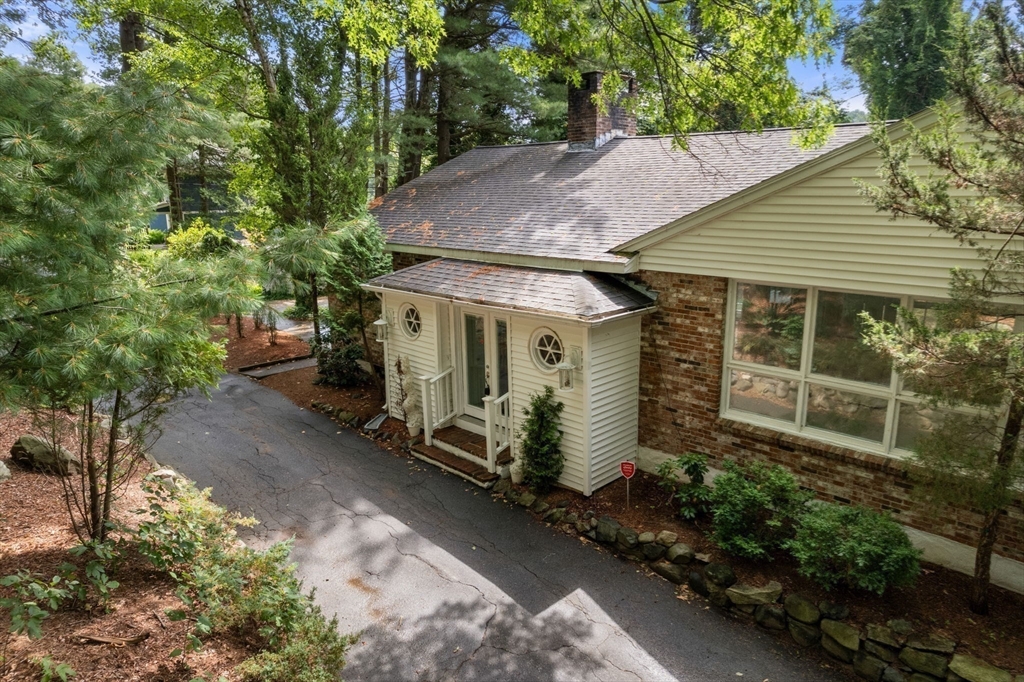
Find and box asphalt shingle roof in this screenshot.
[371,124,872,264]
[365,259,656,320]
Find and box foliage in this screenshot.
[844,0,960,119]
[310,314,369,388]
[709,460,813,560]
[0,572,69,639]
[857,0,1024,614]
[508,0,839,144]
[788,504,921,594]
[655,453,712,520]
[166,218,237,260]
[519,386,565,493]
[147,229,167,245]
[35,657,76,682]
[132,481,354,678]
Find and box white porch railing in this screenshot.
[483,393,511,473]
[420,368,456,447]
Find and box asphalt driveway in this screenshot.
[151,373,842,682]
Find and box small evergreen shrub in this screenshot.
[311,335,368,388]
[656,453,712,520]
[788,503,921,594]
[710,460,813,560]
[147,229,167,244]
[167,218,236,260]
[519,386,565,493]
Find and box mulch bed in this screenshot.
[215,316,311,371]
[226,320,1024,676]
[0,414,253,681]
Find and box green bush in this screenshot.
[147,229,167,244]
[710,460,813,560]
[788,503,921,594]
[167,218,236,260]
[519,386,565,493]
[656,453,712,520]
[133,481,352,679]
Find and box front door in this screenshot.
[460,310,509,420]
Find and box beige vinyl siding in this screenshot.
[638,150,997,298]
[383,293,439,418]
[509,316,588,492]
[588,316,642,491]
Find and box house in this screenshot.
[364,72,1024,588]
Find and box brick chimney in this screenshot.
[567,71,637,152]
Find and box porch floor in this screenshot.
[411,443,500,487]
[433,426,512,466]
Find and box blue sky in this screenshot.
[5,2,867,112]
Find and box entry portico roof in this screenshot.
[364,258,655,322]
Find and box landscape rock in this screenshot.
[10,435,81,475]
[595,516,620,543]
[687,571,710,597]
[947,655,1012,682]
[822,633,856,663]
[906,633,956,655]
[867,624,900,648]
[754,604,787,630]
[335,410,356,424]
[557,499,570,508]
[493,478,511,494]
[616,527,639,549]
[642,542,666,561]
[583,510,595,520]
[531,500,550,515]
[590,517,599,529]
[899,647,948,678]
[864,640,898,663]
[655,530,678,547]
[888,619,914,640]
[821,619,861,652]
[563,512,578,525]
[820,601,850,621]
[707,585,731,608]
[725,581,782,606]
[788,620,821,647]
[151,468,183,489]
[854,651,888,682]
[704,563,737,587]
[907,674,941,682]
[666,543,695,564]
[651,561,687,585]
[881,666,906,682]
[0,460,10,482]
[575,520,590,533]
[784,594,821,624]
[584,530,597,541]
[517,492,536,508]
[543,507,565,524]
[638,531,656,544]
[506,489,520,503]
[693,552,712,564]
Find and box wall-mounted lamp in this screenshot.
[373,318,388,342]
[557,347,583,391]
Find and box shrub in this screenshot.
[167,218,236,260]
[656,453,712,520]
[147,229,167,244]
[788,503,921,594]
[710,460,813,560]
[519,386,565,493]
[133,481,352,679]
[311,331,368,388]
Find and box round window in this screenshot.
[531,328,564,371]
[400,304,422,338]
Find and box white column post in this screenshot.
[483,395,496,473]
[420,376,433,447]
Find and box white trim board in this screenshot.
[636,446,1024,593]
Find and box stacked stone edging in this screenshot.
[492,479,1023,682]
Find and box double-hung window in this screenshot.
[722,281,1013,457]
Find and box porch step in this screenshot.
[433,426,512,466]
[411,443,500,488]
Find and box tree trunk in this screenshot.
[372,64,385,197]
[99,390,123,542]
[970,394,1024,614]
[85,400,100,539]
[398,57,433,186]
[236,312,244,338]
[436,68,452,166]
[310,273,321,341]
[118,12,144,73]
[380,57,391,196]
[357,293,383,395]
[198,145,209,217]
[166,157,183,228]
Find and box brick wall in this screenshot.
[632,270,1024,562]
[567,72,638,145]
[391,251,436,271]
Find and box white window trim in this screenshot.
[400,303,422,339]
[530,327,563,374]
[721,279,1007,459]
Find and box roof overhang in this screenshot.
[364,258,656,324]
[385,244,640,274]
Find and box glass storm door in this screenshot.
[461,311,510,420]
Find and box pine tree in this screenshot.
[858,2,1024,614]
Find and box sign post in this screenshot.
[619,461,636,512]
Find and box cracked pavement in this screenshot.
[151,374,843,682]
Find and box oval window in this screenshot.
[400,304,422,339]
[531,328,563,371]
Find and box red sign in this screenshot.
[620,461,636,479]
